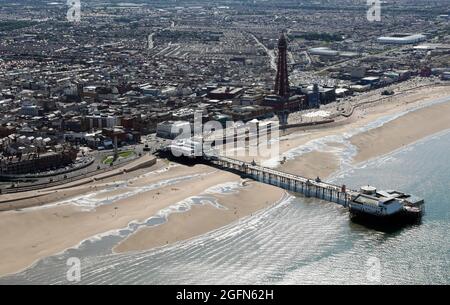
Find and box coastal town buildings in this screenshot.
[0,0,448,177]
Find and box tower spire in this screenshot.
[274,32,290,97]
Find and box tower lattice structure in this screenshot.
[274,33,290,98]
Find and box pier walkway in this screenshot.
[205,155,355,207]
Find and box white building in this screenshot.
[141,85,161,97]
[156,121,191,139]
[377,34,426,45]
[85,115,118,129]
[309,47,339,57]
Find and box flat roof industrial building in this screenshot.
[377,34,426,44]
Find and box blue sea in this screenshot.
[1,130,449,285]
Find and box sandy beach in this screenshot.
[0,163,283,277]
[1,84,450,277]
[114,181,285,253]
[350,99,450,163]
[259,85,450,177]
[278,151,340,179]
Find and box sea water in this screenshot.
[1,128,449,285]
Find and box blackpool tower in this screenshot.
[274,32,290,127]
[274,32,290,97]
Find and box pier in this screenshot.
[200,153,424,221]
[160,138,424,221]
[204,155,353,207]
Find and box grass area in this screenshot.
[119,151,135,158]
[102,150,136,165]
[0,20,38,31]
[291,32,344,42]
[102,156,115,165]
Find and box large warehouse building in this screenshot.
[377,34,426,45]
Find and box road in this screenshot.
[0,143,150,191]
[250,33,277,71]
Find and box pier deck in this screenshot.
[205,155,354,207]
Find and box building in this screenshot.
[240,89,265,106]
[309,47,339,57]
[361,77,381,87]
[156,121,191,139]
[82,86,98,101]
[141,85,161,97]
[20,101,40,116]
[212,114,232,127]
[396,70,411,81]
[85,114,118,130]
[377,34,426,45]
[303,85,336,106]
[0,125,16,138]
[350,84,371,92]
[225,105,274,122]
[121,115,143,131]
[335,88,351,98]
[351,67,367,79]
[207,86,244,100]
[0,147,78,176]
[167,137,203,159]
[307,84,320,108]
[103,126,141,145]
[263,95,307,112]
[64,118,85,132]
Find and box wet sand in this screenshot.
[114,181,285,253]
[278,151,340,179]
[0,165,237,276]
[350,100,450,163]
[270,86,450,175]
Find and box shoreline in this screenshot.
[1,85,450,278]
[350,98,450,164]
[351,126,450,171]
[0,165,283,277]
[113,181,285,254]
[260,86,450,180]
